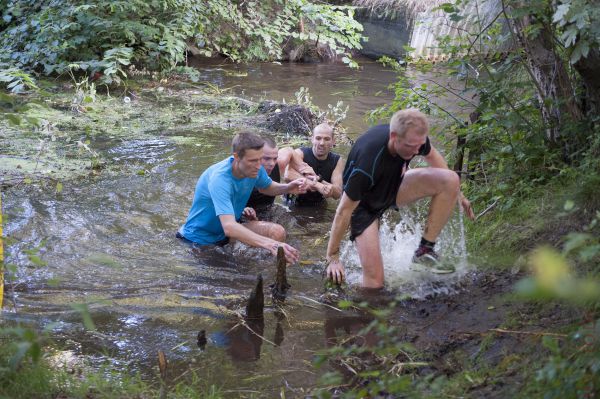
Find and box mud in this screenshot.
[325,269,584,396]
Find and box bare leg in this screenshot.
[396,168,460,242]
[355,219,384,289]
[245,221,286,242]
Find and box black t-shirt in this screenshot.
[296,147,341,205]
[246,164,280,210]
[343,124,431,213]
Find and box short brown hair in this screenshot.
[232,132,265,158]
[262,136,277,149]
[390,109,429,138]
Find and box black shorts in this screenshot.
[349,206,389,241]
[176,231,230,247]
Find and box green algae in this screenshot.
[1,80,269,187]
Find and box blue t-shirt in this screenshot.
[179,157,272,244]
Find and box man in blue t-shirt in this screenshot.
[324,109,475,288]
[178,132,308,264]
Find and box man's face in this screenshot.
[311,129,334,159]
[392,129,427,160]
[236,148,263,178]
[261,144,278,174]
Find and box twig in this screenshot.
[459,328,568,338]
[240,319,278,347]
[295,295,343,312]
[475,198,499,221]
[489,328,568,337]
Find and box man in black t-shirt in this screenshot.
[245,137,281,214]
[279,123,345,205]
[245,137,311,218]
[325,109,475,288]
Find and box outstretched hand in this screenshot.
[325,259,345,285]
[242,207,257,221]
[287,178,308,195]
[298,162,317,179]
[270,242,300,264]
[316,182,333,197]
[459,193,475,220]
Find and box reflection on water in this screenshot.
[2,59,475,395]
[187,56,399,136]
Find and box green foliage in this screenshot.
[311,300,425,397]
[0,0,364,85]
[0,64,38,93]
[374,0,600,213]
[552,0,600,63]
[534,325,600,398]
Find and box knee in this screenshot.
[270,224,286,241]
[441,169,460,193]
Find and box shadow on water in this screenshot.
[2,59,478,395]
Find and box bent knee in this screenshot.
[270,224,286,241]
[432,168,460,193]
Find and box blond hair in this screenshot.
[390,109,429,138]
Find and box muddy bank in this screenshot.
[323,267,585,397]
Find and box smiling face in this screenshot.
[311,124,335,160]
[234,148,264,178]
[261,144,278,174]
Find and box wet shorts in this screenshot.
[175,231,230,247]
[349,206,389,241]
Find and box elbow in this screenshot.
[222,223,236,238]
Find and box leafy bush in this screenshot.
[0,0,364,86]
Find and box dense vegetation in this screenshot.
[342,0,600,397]
[1,0,600,398]
[0,0,363,88]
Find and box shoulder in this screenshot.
[350,125,389,158]
[208,158,234,185]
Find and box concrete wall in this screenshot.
[355,8,412,59]
[354,0,507,61]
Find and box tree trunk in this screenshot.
[508,3,583,147]
[574,47,600,116]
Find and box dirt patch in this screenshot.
[325,269,585,396]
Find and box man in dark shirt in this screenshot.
[325,109,475,288]
[246,137,282,213]
[245,137,311,215]
[279,123,345,205]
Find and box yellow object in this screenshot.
[0,192,3,309]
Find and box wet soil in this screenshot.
[324,268,585,397]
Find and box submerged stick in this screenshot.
[271,246,291,303]
[245,274,264,320]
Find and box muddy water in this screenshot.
[2,58,472,396]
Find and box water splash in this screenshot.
[340,201,472,299]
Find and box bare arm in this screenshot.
[325,192,360,283]
[315,157,345,199]
[258,178,307,197]
[219,214,279,251]
[219,214,300,263]
[279,147,316,182]
[423,146,449,169]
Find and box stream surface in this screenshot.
[2,57,474,396]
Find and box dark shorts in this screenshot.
[349,206,390,241]
[175,231,230,247]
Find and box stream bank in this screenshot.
[1,60,596,398]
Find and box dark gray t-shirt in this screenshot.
[343,124,431,214]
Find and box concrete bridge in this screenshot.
[355,0,504,61]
